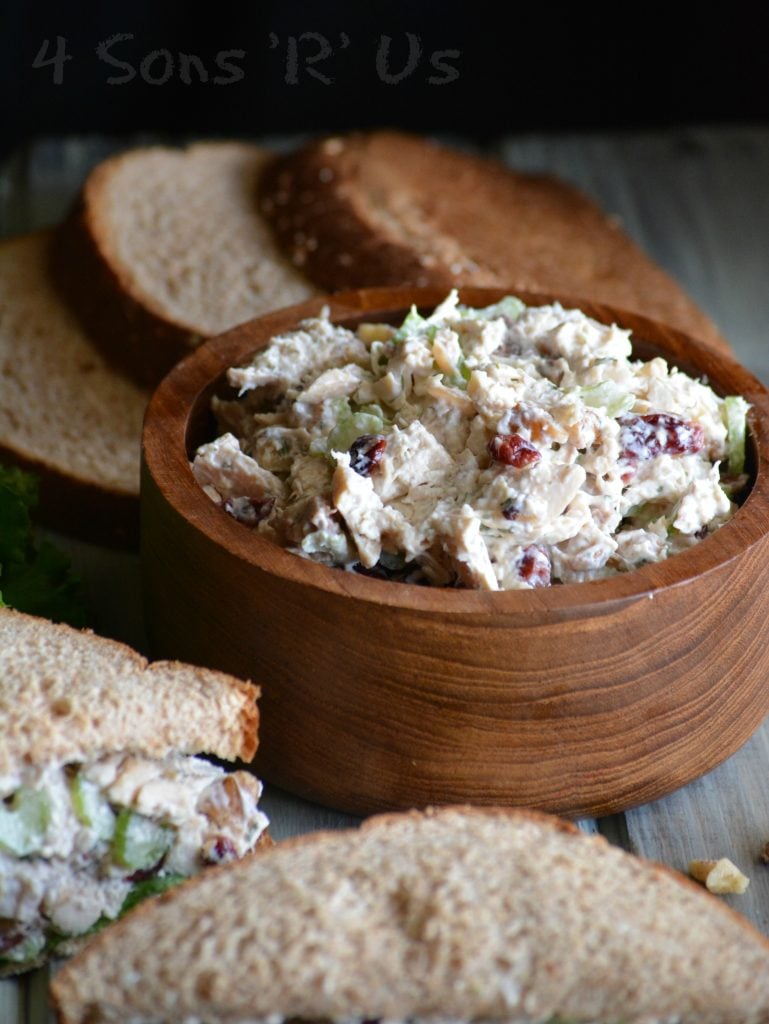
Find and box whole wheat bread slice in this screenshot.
[0,606,259,772]
[259,131,727,353]
[55,142,316,386]
[0,230,146,546]
[51,806,769,1024]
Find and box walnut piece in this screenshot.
[689,857,750,894]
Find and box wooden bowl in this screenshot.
[141,286,769,818]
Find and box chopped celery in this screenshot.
[442,355,472,390]
[0,804,30,856]
[724,395,750,477]
[358,402,385,419]
[578,381,634,417]
[392,304,426,341]
[0,787,50,857]
[329,396,352,420]
[111,809,174,871]
[327,412,385,454]
[119,873,187,917]
[462,295,525,322]
[70,774,116,840]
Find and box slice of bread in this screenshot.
[0,231,146,546]
[51,806,769,1024]
[259,130,727,353]
[56,142,316,386]
[0,606,259,771]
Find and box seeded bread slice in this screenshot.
[0,230,146,546]
[51,806,769,1024]
[0,606,259,773]
[56,142,316,386]
[260,131,727,353]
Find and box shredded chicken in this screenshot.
[192,293,744,590]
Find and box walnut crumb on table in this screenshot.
[688,857,750,894]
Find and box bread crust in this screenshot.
[50,805,769,1024]
[0,606,260,771]
[53,204,200,389]
[54,142,314,388]
[0,229,146,548]
[259,131,728,354]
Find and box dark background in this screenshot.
[2,2,768,155]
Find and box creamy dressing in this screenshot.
[193,294,744,590]
[0,754,268,965]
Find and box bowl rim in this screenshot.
[142,285,769,616]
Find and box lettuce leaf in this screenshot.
[119,873,188,917]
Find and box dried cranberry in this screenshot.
[349,434,387,476]
[0,930,24,954]
[619,414,704,463]
[128,857,166,883]
[517,545,551,587]
[501,498,522,521]
[488,433,541,468]
[202,836,238,865]
[223,495,275,527]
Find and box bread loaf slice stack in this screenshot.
[0,133,727,546]
[1,143,315,544]
[51,806,769,1023]
[55,142,316,386]
[0,231,147,546]
[259,130,727,353]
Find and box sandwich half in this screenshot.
[0,608,268,975]
[52,806,769,1024]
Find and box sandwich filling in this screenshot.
[193,293,748,589]
[0,753,268,969]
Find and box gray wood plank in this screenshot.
[39,531,147,652]
[624,724,769,935]
[3,128,769,1024]
[0,978,23,1024]
[25,970,51,1024]
[500,127,769,932]
[498,127,769,381]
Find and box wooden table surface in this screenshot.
[2,126,769,1021]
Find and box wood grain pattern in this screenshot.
[142,285,769,817]
[260,131,729,354]
[625,725,769,936]
[2,129,769,1023]
[498,129,769,373]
